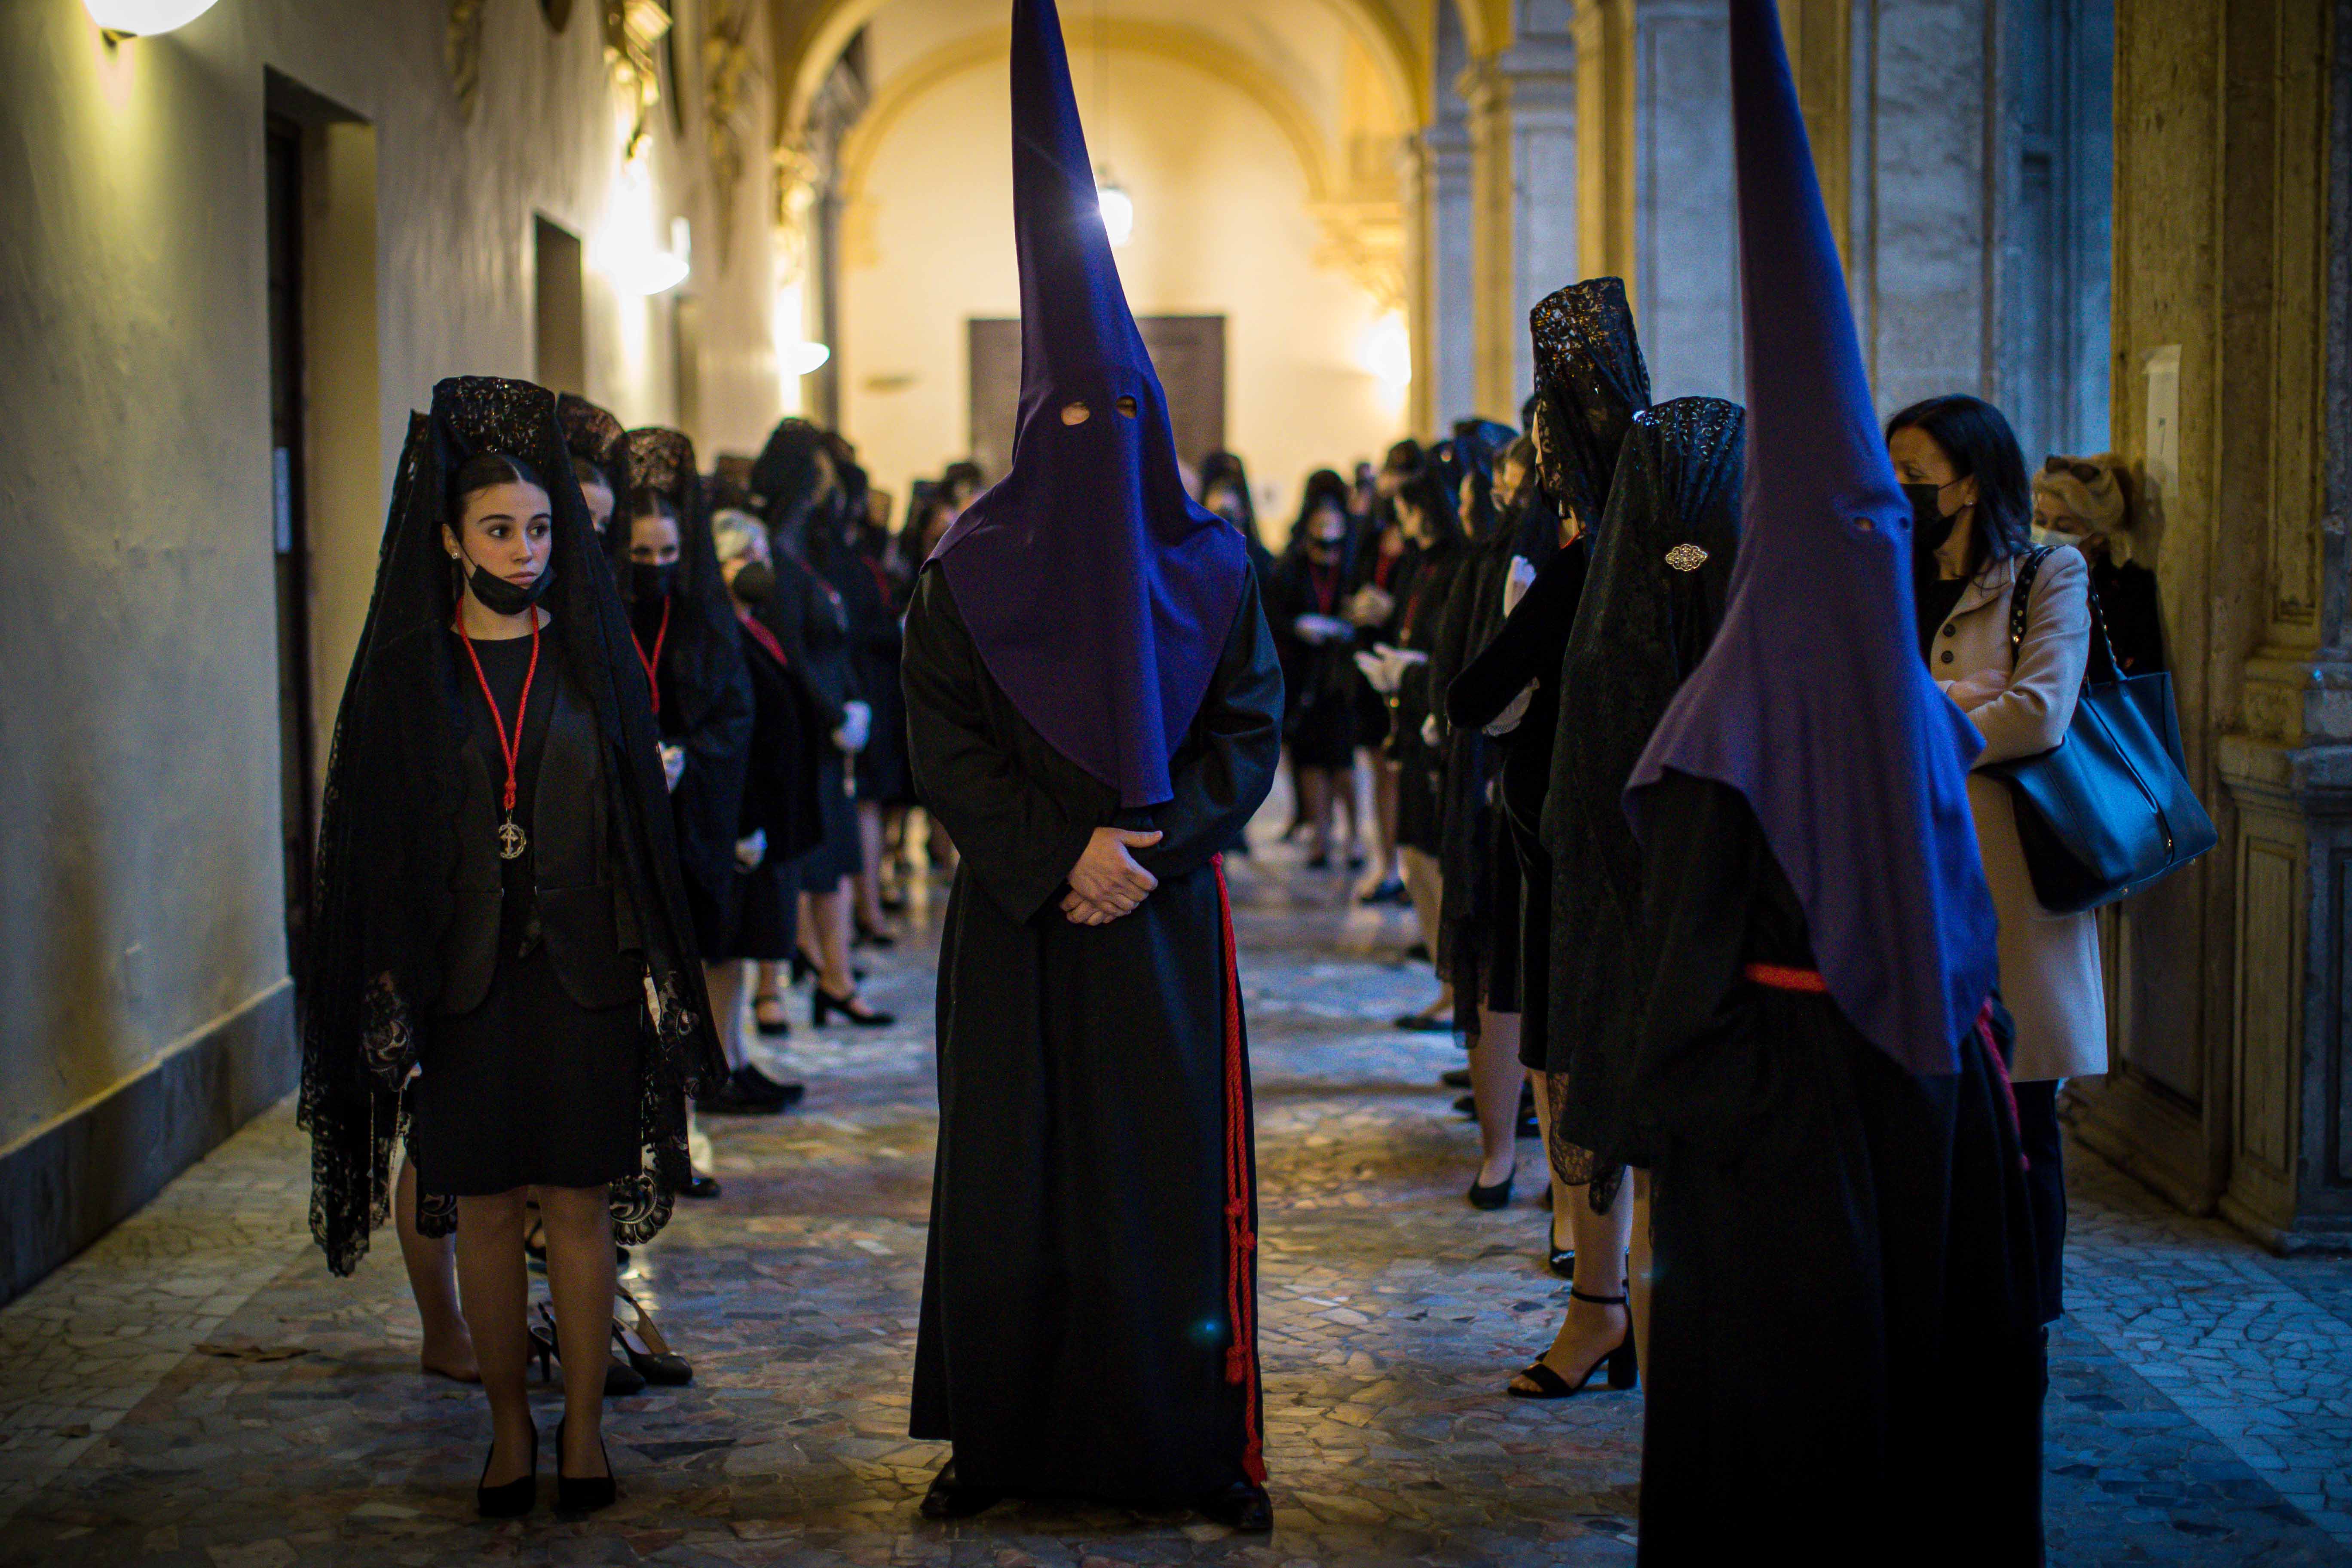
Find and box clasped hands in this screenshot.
[1060,826,1163,926]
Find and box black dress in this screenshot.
[758,543,864,889]
[1449,536,1592,1071]
[633,596,755,954]
[1631,772,2045,1565]
[824,543,915,805]
[723,611,827,960]
[1266,548,1359,769]
[1388,546,1464,855]
[903,569,1283,1506]
[407,633,645,1196]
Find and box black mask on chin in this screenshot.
[460,552,555,617]
[730,561,777,606]
[1903,483,1959,562]
[629,560,680,602]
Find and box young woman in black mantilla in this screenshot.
[299,377,726,1519]
[611,428,773,1127]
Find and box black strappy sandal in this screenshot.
[1507,1289,1637,1398]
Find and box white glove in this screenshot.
[1354,643,1425,695]
[735,829,768,870]
[1421,714,1441,748]
[1503,556,1538,616]
[660,743,686,793]
[1293,613,1353,645]
[833,699,873,754]
[1485,683,1535,737]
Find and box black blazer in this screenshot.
[440,670,643,1014]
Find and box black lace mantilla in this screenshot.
[1528,279,1652,529]
[301,376,727,1277]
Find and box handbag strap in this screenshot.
[2006,545,2122,684]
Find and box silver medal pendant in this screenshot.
[498,818,528,861]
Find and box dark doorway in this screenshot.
[264,115,317,984]
[535,216,587,394]
[967,315,1227,482]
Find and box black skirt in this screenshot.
[407,943,645,1195]
[725,854,802,961]
[799,750,863,888]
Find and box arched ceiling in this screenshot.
[767,0,1455,141]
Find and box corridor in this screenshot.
[0,838,2347,1568]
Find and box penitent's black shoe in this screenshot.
[1197,1481,1274,1532]
[918,1460,1004,1520]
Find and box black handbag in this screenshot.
[1979,548,2216,914]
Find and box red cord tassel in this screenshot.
[1211,854,1267,1486]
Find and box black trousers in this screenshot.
[2013,1079,2066,1322]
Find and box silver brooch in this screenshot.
[1665,542,1709,573]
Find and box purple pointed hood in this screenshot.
[1624,0,1999,1075]
[929,0,1250,809]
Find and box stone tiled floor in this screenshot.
[2,839,2349,1566]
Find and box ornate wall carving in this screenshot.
[447,0,488,122]
[605,0,673,160]
[704,0,758,267]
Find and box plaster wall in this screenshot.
[839,50,1407,531]
[0,0,781,1156]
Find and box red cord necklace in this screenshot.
[453,611,542,861]
[630,597,673,716]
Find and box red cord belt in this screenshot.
[1210,854,1268,1486]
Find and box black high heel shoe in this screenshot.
[1506,1288,1638,1398]
[475,1419,538,1518]
[533,1302,646,1396]
[612,1288,692,1385]
[751,991,792,1038]
[554,1417,617,1515]
[1467,1165,1516,1210]
[792,950,867,986]
[1546,1215,1575,1279]
[853,917,898,949]
[813,986,895,1028]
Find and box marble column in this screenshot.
[1464,15,1578,420]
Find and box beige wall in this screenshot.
[838,43,1409,533]
[0,0,782,1152]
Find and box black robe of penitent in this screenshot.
[1631,771,2045,1566]
[903,568,1283,1506]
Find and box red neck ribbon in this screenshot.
[631,596,673,716]
[454,612,542,817]
[737,606,789,668]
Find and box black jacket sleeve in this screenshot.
[1448,538,1587,731]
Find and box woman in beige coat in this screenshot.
[1889,393,2101,1323]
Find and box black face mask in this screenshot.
[630,560,680,602]
[1903,483,1959,561]
[730,561,776,606]
[460,552,555,617]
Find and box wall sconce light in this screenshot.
[616,215,692,297]
[784,342,832,377]
[84,0,220,43]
